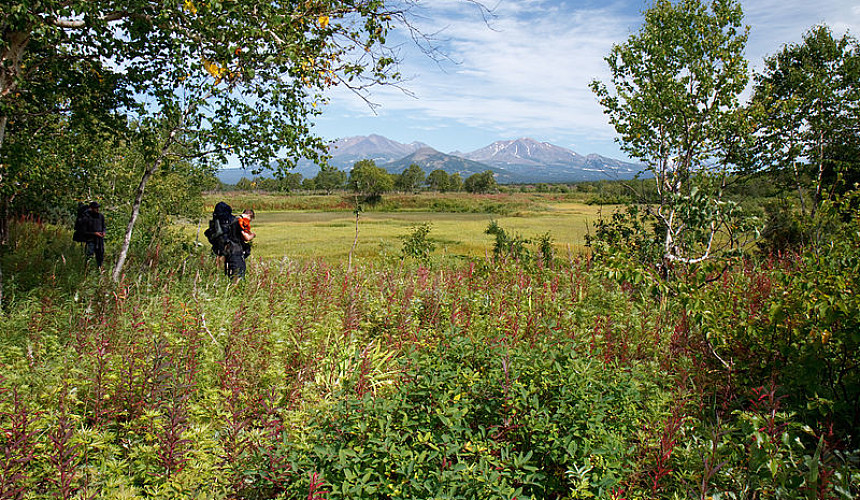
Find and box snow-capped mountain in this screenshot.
[218,135,642,184]
[462,138,640,182]
[464,138,585,167]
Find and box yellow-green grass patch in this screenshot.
[244,205,609,262]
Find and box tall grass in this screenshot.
[0,217,857,499]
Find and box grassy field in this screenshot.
[196,193,609,261]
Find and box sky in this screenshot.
[309,0,860,161]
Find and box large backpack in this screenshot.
[72,203,90,243]
[204,202,240,255]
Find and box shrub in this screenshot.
[287,331,669,499]
[401,223,435,263]
[485,220,531,262]
[757,199,805,254]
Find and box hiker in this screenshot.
[225,208,255,281]
[204,202,255,281]
[237,209,256,255]
[83,201,106,268]
[206,201,234,271]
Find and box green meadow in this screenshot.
[199,193,610,261]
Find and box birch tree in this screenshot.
[750,25,860,218]
[591,0,753,266]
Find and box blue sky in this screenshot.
[310,0,860,161]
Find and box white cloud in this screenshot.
[325,1,634,147]
[317,0,860,157]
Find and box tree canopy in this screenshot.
[348,159,393,196]
[395,164,425,193]
[464,170,497,194]
[314,165,347,194]
[591,0,752,265]
[426,169,451,192]
[750,25,860,216]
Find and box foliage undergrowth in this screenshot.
[0,214,857,499]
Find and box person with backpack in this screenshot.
[237,208,256,256]
[75,201,106,268]
[225,208,256,280]
[205,201,234,271]
[204,202,255,281]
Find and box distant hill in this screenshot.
[382,147,507,181]
[465,137,585,167]
[217,135,642,184]
[217,167,259,186]
[326,134,430,169]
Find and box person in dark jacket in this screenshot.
[225,209,255,281]
[84,201,106,268]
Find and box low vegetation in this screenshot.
[205,194,602,262]
[1,188,858,498]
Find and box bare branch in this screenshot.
[49,11,139,29]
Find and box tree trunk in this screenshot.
[0,116,7,152]
[348,194,362,273]
[111,129,178,282]
[811,129,826,218]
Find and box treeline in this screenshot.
[223,167,783,208]
[224,159,661,203]
[225,160,498,195]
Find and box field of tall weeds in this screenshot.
[0,217,857,499]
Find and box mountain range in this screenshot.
[217,135,641,184]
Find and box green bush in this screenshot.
[287,331,669,499]
[2,198,859,500]
[401,223,436,263]
[757,199,805,254]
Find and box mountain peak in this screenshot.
[274,134,640,184]
[463,138,583,168]
[327,135,429,168]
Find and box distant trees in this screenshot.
[426,169,451,192]
[464,171,498,194]
[236,177,255,191]
[449,173,464,192]
[222,165,502,195]
[348,160,394,197]
[251,173,304,192]
[314,165,347,194]
[233,175,300,192]
[225,164,515,195]
[301,178,317,191]
[280,173,305,192]
[395,164,426,193]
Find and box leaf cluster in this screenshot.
[289,332,665,499]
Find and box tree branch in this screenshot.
[49,11,140,29]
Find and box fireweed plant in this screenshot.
[0,216,857,499]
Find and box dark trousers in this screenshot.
[224,241,246,279]
[86,238,105,267]
[225,252,246,279]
